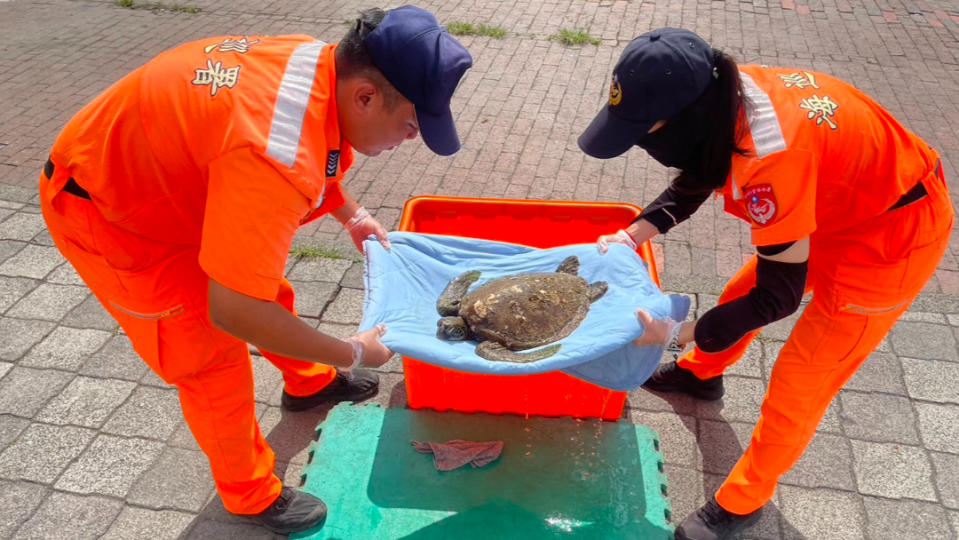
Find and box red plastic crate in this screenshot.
[397,196,660,420]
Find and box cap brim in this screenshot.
[577,105,653,159]
[416,106,460,156]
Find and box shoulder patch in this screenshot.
[744,184,778,225]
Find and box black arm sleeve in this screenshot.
[693,256,808,353]
[633,184,712,234]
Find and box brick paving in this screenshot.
[1,0,958,538]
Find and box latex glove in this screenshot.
[343,323,393,369]
[633,308,682,350]
[597,229,638,254]
[346,207,391,254]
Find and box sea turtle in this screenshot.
[436,255,608,363]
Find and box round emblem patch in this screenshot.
[744,184,777,225]
[609,75,622,106]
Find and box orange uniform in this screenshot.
[40,35,355,513]
[677,65,953,514]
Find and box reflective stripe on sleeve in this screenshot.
[265,40,327,167]
[741,72,787,158]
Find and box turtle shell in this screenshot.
[458,272,591,350]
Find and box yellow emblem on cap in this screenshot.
[609,75,622,106]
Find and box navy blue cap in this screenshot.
[578,28,714,159]
[365,6,473,156]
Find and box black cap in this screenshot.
[578,28,714,159]
[365,6,473,156]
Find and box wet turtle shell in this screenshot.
[436,256,607,363]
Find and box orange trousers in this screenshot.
[39,172,337,514]
[678,164,953,515]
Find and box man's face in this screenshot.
[350,96,420,156]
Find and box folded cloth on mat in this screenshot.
[358,232,690,391]
[412,439,504,471]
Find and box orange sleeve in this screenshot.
[739,148,818,246]
[200,147,310,301]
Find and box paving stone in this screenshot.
[850,440,936,501]
[626,384,699,416]
[781,432,856,491]
[127,446,214,512]
[252,353,284,407]
[890,321,958,361]
[844,351,907,395]
[80,334,149,381]
[0,244,63,279]
[899,310,947,324]
[101,506,196,540]
[758,308,804,341]
[285,256,352,282]
[322,287,365,324]
[697,419,753,476]
[45,261,85,285]
[0,275,36,314]
[36,376,136,427]
[13,491,122,539]
[20,326,112,370]
[340,260,365,289]
[838,390,920,444]
[0,414,30,450]
[901,357,959,404]
[0,423,95,483]
[0,366,73,416]
[315,321,355,340]
[695,376,765,423]
[167,418,201,451]
[0,239,25,266]
[0,362,9,380]
[778,485,865,540]
[0,479,48,539]
[289,280,337,318]
[0,212,45,241]
[723,338,764,378]
[627,410,700,467]
[61,294,117,330]
[140,367,169,388]
[6,283,89,321]
[257,405,327,466]
[0,316,54,361]
[931,452,959,510]
[661,466,704,526]
[863,496,954,540]
[103,385,182,441]
[949,510,959,539]
[915,402,959,453]
[56,434,165,497]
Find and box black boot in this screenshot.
[281,369,380,411]
[642,360,724,400]
[245,487,327,534]
[675,497,762,540]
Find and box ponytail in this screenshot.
[672,50,748,194]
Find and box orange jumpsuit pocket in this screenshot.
[107,301,177,379]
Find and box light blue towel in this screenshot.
[358,232,689,391]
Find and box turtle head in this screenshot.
[437,316,470,341]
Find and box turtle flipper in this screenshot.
[587,281,608,302]
[555,256,579,275]
[475,341,562,363]
[437,270,481,316]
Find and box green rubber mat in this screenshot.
[293,403,672,539]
